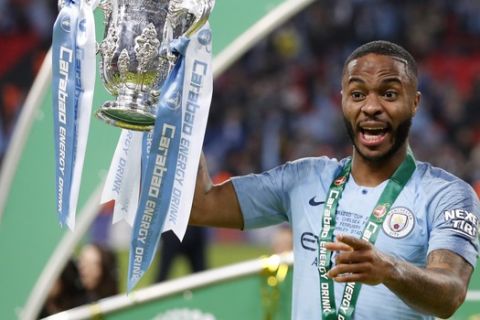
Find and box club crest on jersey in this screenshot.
[443,209,478,238]
[382,207,415,238]
[334,176,347,186]
[373,204,388,220]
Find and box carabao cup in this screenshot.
[96,0,213,131]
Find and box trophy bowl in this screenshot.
[97,0,213,131]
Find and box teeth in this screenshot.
[363,127,385,131]
[364,132,383,142]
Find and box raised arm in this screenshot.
[189,153,244,229]
[325,235,473,319]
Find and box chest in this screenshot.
[290,178,429,265]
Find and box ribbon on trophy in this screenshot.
[126,23,213,291]
[100,130,143,225]
[100,129,152,226]
[52,0,97,229]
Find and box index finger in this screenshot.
[324,241,352,252]
[336,234,371,250]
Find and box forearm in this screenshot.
[384,251,468,318]
[326,237,472,319]
[190,153,213,225]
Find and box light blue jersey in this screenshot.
[232,156,480,320]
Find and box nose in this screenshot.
[361,93,383,117]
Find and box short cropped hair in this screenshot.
[343,40,418,82]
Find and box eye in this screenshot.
[383,90,398,100]
[351,91,365,101]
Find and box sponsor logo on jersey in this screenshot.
[443,209,478,238]
[373,204,388,220]
[334,176,347,186]
[309,196,325,206]
[300,232,318,251]
[382,207,415,238]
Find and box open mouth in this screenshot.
[359,126,389,146]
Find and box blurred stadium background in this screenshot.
[0,0,479,319]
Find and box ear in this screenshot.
[412,91,421,116]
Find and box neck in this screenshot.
[351,145,408,187]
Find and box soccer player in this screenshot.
[190,40,480,319]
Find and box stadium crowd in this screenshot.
[0,0,55,163]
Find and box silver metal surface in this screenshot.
[97,0,214,130]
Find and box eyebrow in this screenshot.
[380,77,402,85]
[347,77,364,85]
[347,76,403,86]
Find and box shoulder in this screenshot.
[416,163,480,262]
[414,161,479,209]
[275,156,346,182]
[415,161,475,194]
[232,156,346,191]
[274,156,350,193]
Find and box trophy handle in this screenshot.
[185,0,214,37]
[168,0,214,38]
[96,0,113,55]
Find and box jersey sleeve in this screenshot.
[428,180,480,268]
[231,163,293,229]
[231,157,332,229]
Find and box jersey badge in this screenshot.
[382,207,415,238]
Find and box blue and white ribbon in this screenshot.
[101,130,142,226]
[127,23,213,291]
[52,0,97,229]
[141,131,154,175]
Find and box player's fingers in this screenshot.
[324,241,352,252]
[336,234,371,250]
[335,250,370,264]
[330,272,366,283]
[327,262,371,279]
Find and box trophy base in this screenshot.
[96,101,155,131]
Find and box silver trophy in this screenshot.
[96,0,214,131]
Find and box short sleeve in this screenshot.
[231,157,335,229]
[428,180,480,268]
[231,163,292,229]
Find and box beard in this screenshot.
[343,117,412,164]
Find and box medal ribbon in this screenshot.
[318,153,416,319]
